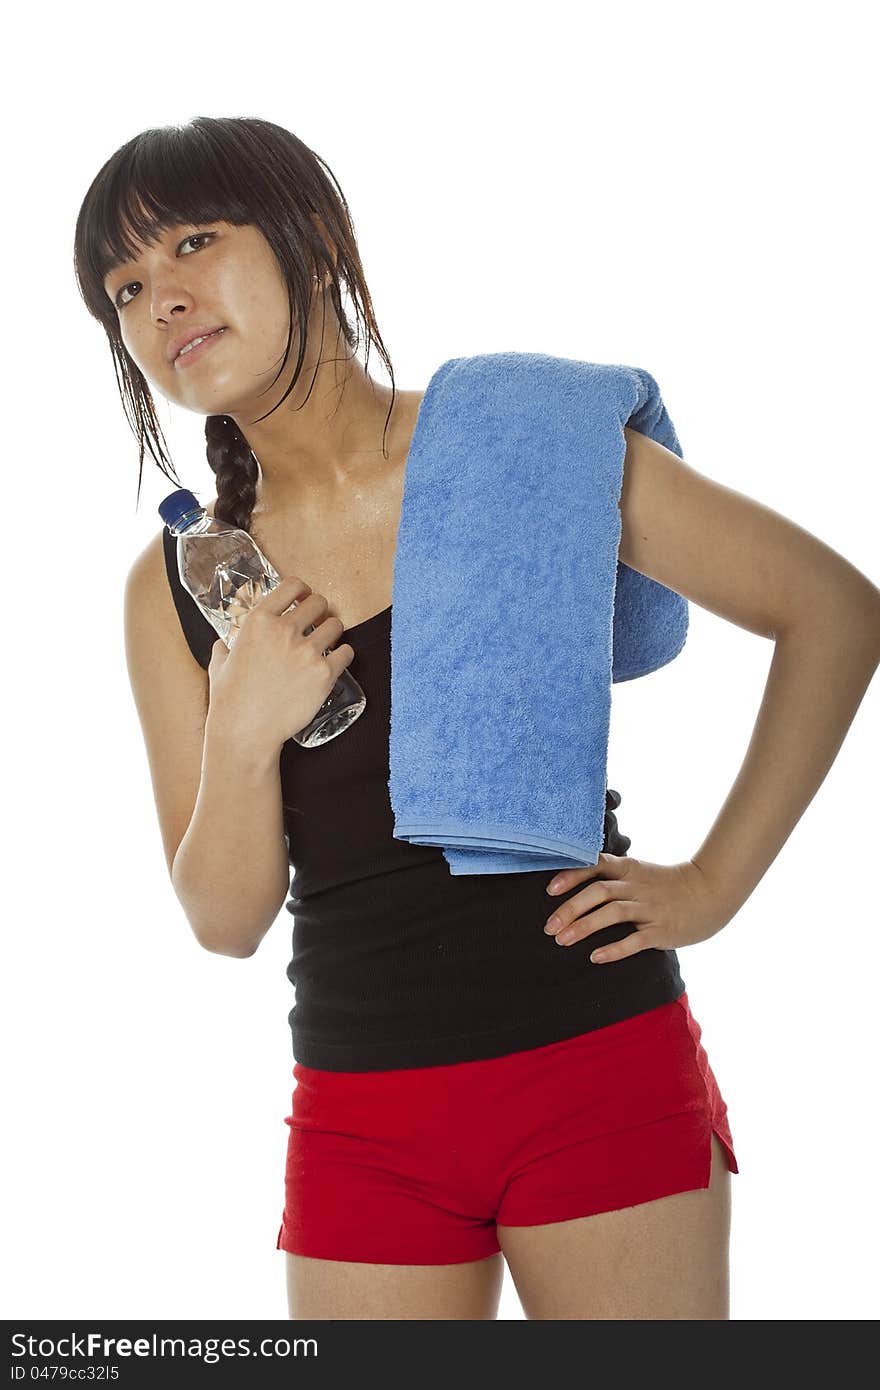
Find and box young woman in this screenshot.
[74,116,880,1321]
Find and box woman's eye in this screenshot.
[114,231,216,309]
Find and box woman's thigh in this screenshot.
[497,1130,732,1320]
[286,1249,505,1320]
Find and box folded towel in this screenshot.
[388,351,689,875]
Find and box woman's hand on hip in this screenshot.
[542,854,733,964]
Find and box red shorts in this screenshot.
[276,990,738,1265]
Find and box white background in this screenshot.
[3,0,877,1321]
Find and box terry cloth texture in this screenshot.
[388,351,690,875]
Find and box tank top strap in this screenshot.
[161,525,218,671]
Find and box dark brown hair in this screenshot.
[73,115,396,531]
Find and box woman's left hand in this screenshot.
[543,854,733,964]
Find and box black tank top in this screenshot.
[162,525,685,1070]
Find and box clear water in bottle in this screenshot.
[158,488,366,748]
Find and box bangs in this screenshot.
[77,125,257,305]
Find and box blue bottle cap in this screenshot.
[158,489,203,531]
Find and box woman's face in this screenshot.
[102,220,309,421]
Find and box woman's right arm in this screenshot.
[171,716,291,958]
[124,531,290,958]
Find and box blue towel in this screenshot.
[388,351,689,875]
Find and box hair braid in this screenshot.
[205,414,260,532]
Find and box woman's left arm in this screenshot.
[544,427,880,959]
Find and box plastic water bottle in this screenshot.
[158,489,366,748]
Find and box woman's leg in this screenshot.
[285,1250,505,1320]
[497,1130,732,1319]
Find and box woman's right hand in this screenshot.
[205,576,355,753]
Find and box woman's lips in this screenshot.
[174,327,227,369]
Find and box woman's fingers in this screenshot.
[589,927,660,965]
[545,851,628,897]
[542,850,631,928]
[544,873,635,939]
